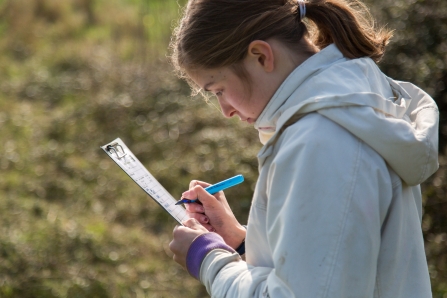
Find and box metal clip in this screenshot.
[106,143,127,160]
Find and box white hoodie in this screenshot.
[197,44,439,298]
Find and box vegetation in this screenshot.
[0,0,445,297]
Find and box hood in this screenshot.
[256,44,439,186]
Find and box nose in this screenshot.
[218,98,236,118]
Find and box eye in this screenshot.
[215,91,223,97]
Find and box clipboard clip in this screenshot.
[106,143,127,159]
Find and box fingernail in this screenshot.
[197,206,204,212]
[210,228,216,232]
[182,190,191,197]
[202,216,209,223]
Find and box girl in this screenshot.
[168,0,439,297]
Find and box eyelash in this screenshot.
[215,91,223,97]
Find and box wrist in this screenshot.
[229,224,247,250]
[235,237,245,256]
[186,232,235,279]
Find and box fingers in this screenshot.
[182,185,220,207]
[182,188,198,200]
[193,185,222,205]
[184,202,205,213]
[201,223,215,232]
[169,229,187,268]
[172,224,183,237]
[182,218,210,233]
[187,211,209,224]
[182,218,201,229]
[170,221,210,269]
[189,180,211,189]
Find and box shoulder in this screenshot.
[272,112,388,176]
[268,113,356,169]
[277,113,355,149]
[309,57,386,95]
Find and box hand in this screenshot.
[169,218,209,269]
[183,180,246,249]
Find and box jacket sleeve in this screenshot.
[199,113,392,297]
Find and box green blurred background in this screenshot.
[0,0,445,297]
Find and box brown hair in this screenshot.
[170,0,392,89]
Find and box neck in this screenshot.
[273,38,319,81]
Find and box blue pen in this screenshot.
[175,174,244,205]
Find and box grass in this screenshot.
[0,0,446,297]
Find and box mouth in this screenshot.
[238,115,254,124]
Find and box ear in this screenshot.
[246,40,275,72]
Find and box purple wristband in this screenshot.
[186,232,235,280]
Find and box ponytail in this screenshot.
[305,0,393,62]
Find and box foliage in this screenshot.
[363,0,447,295]
[0,0,259,296]
[0,0,445,297]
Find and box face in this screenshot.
[188,63,274,124]
[187,39,300,123]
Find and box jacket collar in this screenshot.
[255,44,346,138]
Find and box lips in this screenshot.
[242,118,255,124]
[236,114,254,124]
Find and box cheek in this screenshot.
[223,92,243,108]
[228,77,250,101]
[254,90,271,112]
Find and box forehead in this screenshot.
[187,67,231,90]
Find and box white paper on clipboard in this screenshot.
[101,138,188,225]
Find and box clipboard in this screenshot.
[101,138,188,225]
